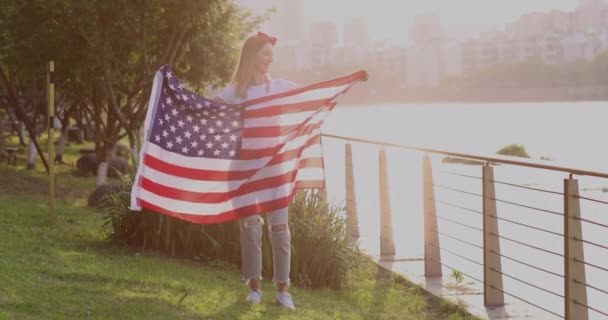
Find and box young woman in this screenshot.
[215,32,297,310]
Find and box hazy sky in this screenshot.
[238,0,582,44]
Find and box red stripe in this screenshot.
[144,138,321,183]
[295,180,324,189]
[243,70,366,107]
[141,158,323,204]
[240,124,322,160]
[242,122,323,140]
[137,190,296,224]
[144,154,255,181]
[244,99,331,118]
[266,137,320,166]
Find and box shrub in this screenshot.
[100,180,359,289]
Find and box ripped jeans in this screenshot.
[238,207,291,285]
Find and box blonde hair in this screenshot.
[231,35,272,99]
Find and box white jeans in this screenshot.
[238,207,291,285]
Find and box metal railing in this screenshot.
[321,133,608,320]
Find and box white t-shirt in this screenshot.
[217,79,298,104]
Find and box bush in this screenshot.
[496,144,530,158]
[101,179,359,289]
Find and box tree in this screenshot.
[0,0,266,182]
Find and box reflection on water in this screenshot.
[320,102,608,320]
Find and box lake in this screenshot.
[319,102,608,319]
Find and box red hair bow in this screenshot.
[257,31,277,45]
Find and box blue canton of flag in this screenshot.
[149,68,245,159]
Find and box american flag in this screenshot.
[130,65,367,224]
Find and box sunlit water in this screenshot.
[320,102,608,319]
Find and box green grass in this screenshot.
[0,138,478,319]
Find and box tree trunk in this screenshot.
[95,146,113,187]
[127,128,141,171]
[56,126,67,164]
[27,135,37,169]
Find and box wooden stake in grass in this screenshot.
[48,61,56,225]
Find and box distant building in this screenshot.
[344,16,369,48]
[406,15,443,87]
[310,21,338,68]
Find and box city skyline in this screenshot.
[237,0,585,45]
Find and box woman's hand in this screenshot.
[211,96,227,104]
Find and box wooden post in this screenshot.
[345,142,360,239]
[564,177,588,320]
[48,61,56,225]
[379,149,395,256]
[483,164,504,306]
[423,154,441,276]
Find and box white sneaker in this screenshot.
[276,292,296,310]
[246,289,262,304]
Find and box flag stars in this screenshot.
[196,103,203,109]
[214,134,221,141]
[184,131,192,139]
[229,134,237,141]
[200,118,208,125]
[213,150,221,156]
[221,142,229,149]
[186,115,193,122]
[193,125,200,132]
[204,101,211,107]
[176,137,183,144]
[164,114,170,121]
[199,134,207,140]
[165,97,173,105]
[182,146,189,153]
[178,120,185,127]
[215,120,223,127]
[162,130,169,137]
[182,94,189,101]
[206,142,213,149]
[155,135,161,142]
[191,141,198,148]
[231,121,239,127]
[208,127,216,134]
[166,141,174,149]
[197,149,204,156]
[223,128,230,133]
[171,109,178,116]
[170,125,177,133]
[229,150,236,157]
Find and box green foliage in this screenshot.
[449,270,464,286]
[288,191,360,289]
[0,166,479,319]
[102,184,360,289]
[496,144,530,158]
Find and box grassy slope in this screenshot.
[0,139,477,320]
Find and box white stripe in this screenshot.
[295,168,324,182]
[241,116,325,149]
[144,140,323,172]
[246,84,350,111]
[144,128,321,171]
[138,181,294,215]
[241,128,321,152]
[131,69,164,211]
[244,110,329,128]
[142,157,322,193]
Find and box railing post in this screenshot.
[379,148,395,256]
[423,154,441,276]
[345,142,360,239]
[482,164,504,306]
[564,177,588,320]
